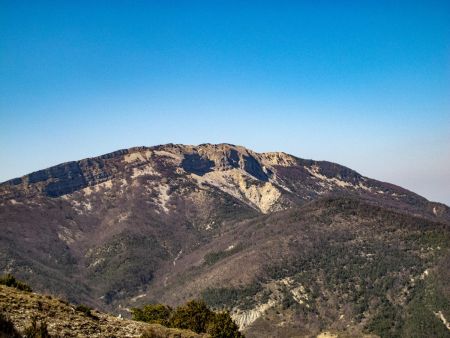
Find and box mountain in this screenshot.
[1,143,449,337]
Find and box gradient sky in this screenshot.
[1,1,449,204]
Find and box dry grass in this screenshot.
[0,285,205,337]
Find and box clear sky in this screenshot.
[1,1,449,204]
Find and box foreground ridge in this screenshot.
[0,283,206,338]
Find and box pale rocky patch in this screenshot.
[304,165,353,189]
[131,164,160,179]
[117,212,130,223]
[191,169,281,213]
[123,150,152,163]
[232,299,276,330]
[434,310,450,331]
[173,250,183,266]
[124,152,145,163]
[89,257,105,268]
[260,152,298,167]
[152,150,183,165]
[130,293,147,303]
[156,183,171,213]
[243,181,281,213]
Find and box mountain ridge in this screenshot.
[1,143,447,216]
[1,143,449,337]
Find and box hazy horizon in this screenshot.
[1,1,449,205]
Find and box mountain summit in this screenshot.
[1,144,449,337]
[1,143,447,217]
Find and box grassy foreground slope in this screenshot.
[0,284,206,338]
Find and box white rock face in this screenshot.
[131,164,160,179]
[173,250,182,266]
[130,293,147,302]
[156,183,171,213]
[190,169,281,213]
[434,310,450,331]
[304,165,353,189]
[231,276,313,330]
[232,299,276,330]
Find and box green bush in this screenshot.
[202,283,262,310]
[75,304,98,320]
[169,300,212,333]
[131,304,172,326]
[134,300,243,337]
[365,302,403,338]
[207,311,244,338]
[0,274,32,292]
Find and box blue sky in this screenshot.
[1,1,449,204]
